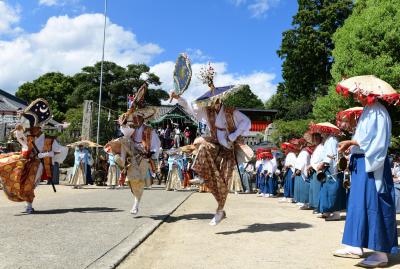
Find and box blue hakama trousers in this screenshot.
[299,175,310,204]
[294,175,302,202]
[319,171,346,213]
[267,175,278,196]
[308,171,321,210]
[256,166,263,190]
[342,155,398,253]
[283,169,294,198]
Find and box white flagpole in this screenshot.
[96,0,107,145]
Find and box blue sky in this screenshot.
[0,0,297,101]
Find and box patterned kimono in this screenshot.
[0,134,62,203]
[178,97,251,210]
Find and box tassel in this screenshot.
[367,94,375,105]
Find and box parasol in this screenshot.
[336,107,364,133]
[336,75,400,106]
[309,122,341,136]
[67,140,103,148]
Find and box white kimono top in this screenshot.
[295,148,311,180]
[285,152,297,172]
[322,135,339,176]
[262,159,277,175]
[178,97,251,148]
[310,143,324,171]
[133,124,161,159]
[351,102,391,191]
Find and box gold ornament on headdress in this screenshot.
[198,62,216,95]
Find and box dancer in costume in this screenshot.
[106,84,160,215]
[279,143,298,202]
[334,76,399,267]
[313,123,346,221]
[171,84,251,225]
[0,99,67,214]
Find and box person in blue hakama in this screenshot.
[316,131,346,221]
[307,133,324,213]
[334,102,398,267]
[294,144,311,209]
[257,152,273,197]
[266,154,278,197]
[255,154,265,195]
[279,144,297,203]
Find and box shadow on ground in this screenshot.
[15,207,123,215]
[136,213,214,223]
[216,222,313,235]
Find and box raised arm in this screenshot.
[177,96,208,123]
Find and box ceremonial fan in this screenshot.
[169,53,192,102]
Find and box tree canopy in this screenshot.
[328,0,400,135]
[224,85,264,109]
[16,72,76,122]
[15,62,169,122]
[277,0,353,99]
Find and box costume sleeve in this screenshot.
[228,110,251,142]
[52,140,68,164]
[177,96,207,123]
[322,137,338,166]
[354,103,391,173]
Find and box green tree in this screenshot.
[270,119,311,144]
[330,0,400,135]
[69,62,168,111]
[312,87,353,123]
[265,91,313,120]
[16,72,76,122]
[224,85,264,109]
[277,0,353,99]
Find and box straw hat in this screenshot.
[309,122,341,136]
[336,75,400,106]
[118,107,156,125]
[336,107,364,133]
[194,85,244,107]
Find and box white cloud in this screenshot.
[39,0,59,6]
[230,0,280,18]
[185,48,211,62]
[230,0,247,7]
[151,61,277,104]
[0,1,22,34]
[0,13,163,92]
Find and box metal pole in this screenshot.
[96,0,108,146]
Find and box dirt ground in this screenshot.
[119,192,400,269]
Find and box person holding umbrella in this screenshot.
[334,75,400,268]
